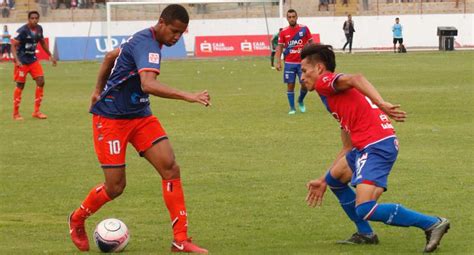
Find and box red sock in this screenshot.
[13,87,23,115]
[72,184,112,222]
[162,179,188,242]
[34,86,44,113]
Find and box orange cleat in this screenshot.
[13,114,24,121]
[171,238,208,254]
[32,112,48,119]
[68,212,90,251]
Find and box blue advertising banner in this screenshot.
[55,36,186,61]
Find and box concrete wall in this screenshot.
[3,13,473,54]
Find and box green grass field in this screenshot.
[1,51,473,254]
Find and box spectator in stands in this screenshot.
[39,0,49,16]
[319,0,329,11]
[55,0,71,9]
[342,0,349,7]
[1,0,10,18]
[392,17,404,53]
[342,14,355,53]
[2,25,12,59]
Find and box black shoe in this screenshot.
[424,217,450,252]
[337,233,379,245]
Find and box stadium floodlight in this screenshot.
[105,0,282,51]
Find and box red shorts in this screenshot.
[92,114,167,168]
[14,61,44,83]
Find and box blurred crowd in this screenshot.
[1,0,15,18]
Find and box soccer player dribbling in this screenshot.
[68,5,209,253]
[11,11,57,120]
[275,9,313,115]
[301,44,449,252]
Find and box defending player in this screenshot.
[301,44,449,252]
[68,5,209,253]
[275,9,313,115]
[11,11,57,120]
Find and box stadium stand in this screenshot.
[1,0,473,22]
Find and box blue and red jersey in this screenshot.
[278,24,312,64]
[315,72,395,150]
[14,24,44,65]
[91,28,162,119]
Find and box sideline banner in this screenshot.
[194,34,321,57]
[55,36,186,61]
[36,38,50,60]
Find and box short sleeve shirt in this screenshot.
[14,24,44,64]
[315,72,395,149]
[278,24,312,64]
[91,28,162,119]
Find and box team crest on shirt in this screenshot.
[148,53,160,64]
[299,31,304,36]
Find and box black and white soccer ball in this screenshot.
[94,218,130,253]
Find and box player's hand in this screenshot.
[378,101,407,122]
[305,178,328,207]
[90,89,101,110]
[189,90,211,107]
[276,61,282,71]
[14,59,22,67]
[50,56,57,67]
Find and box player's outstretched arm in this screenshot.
[335,74,407,122]
[305,130,352,208]
[140,71,211,107]
[90,48,120,109]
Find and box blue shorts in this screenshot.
[346,136,399,190]
[283,63,302,84]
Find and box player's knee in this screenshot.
[16,83,25,89]
[35,77,45,87]
[161,161,181,180]
[355,200,377,220]
[106,182,126,199]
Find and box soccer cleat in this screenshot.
[424,217,450,253]
[298,102,306,113]
[13,113,24,121]
[288,109,296,115]
[68,212,90,251]
[171,238,208,254]
[32,112,48,119]
[336,233,380,245]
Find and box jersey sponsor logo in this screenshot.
[288,39,304,47]
[299,31,304,36]
[131,92,149,104]
[148,53,160,64]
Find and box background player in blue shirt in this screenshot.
[69,5,209,253]
[11,11,57,120]
[392,17,404,53]
[1,25,12,60]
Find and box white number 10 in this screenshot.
[107,140,121,155]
